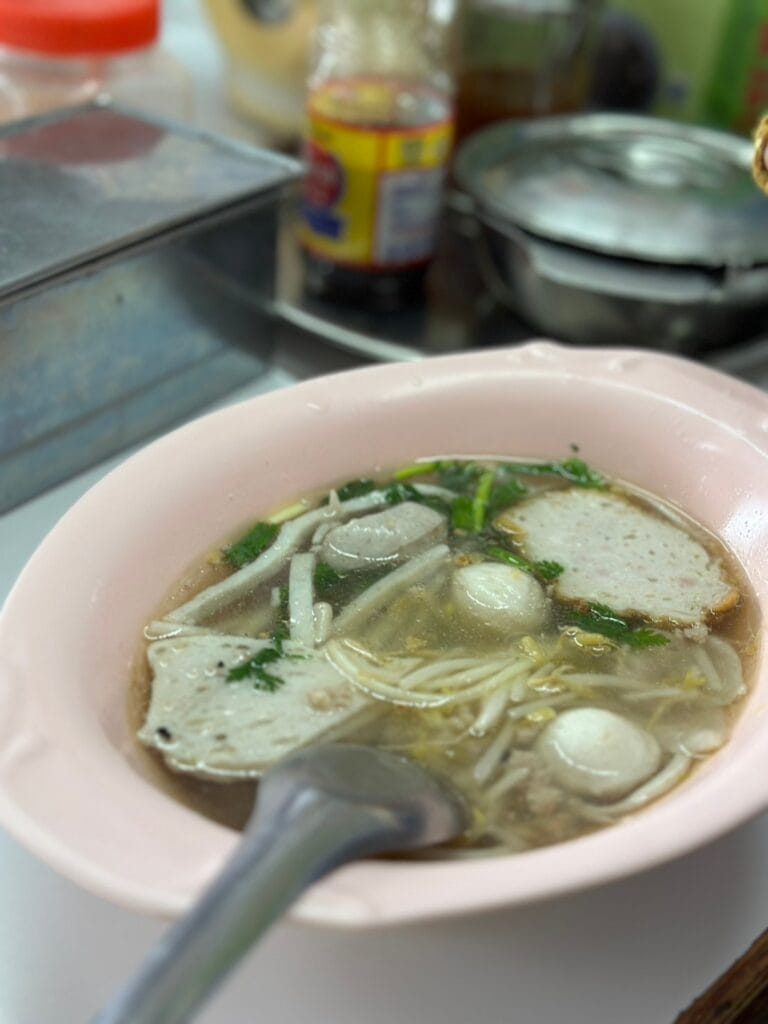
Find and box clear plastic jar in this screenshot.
[0,0,191,124]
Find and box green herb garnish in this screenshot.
[504,458,607,490]
[384,482,452,516]
[451,474,527,533]
[451,494,475,531]
[314,561,344,595]
[273,621,292,652]
[565,603,670,649]
[470,471,495,531]
[336,478,377,500]
[314,560,393,606]
[437,460,484,492]
[393,461,442,481]
[226,646,283,690]
[486,544,564,582]
[486,478,527,517]
[223,521,280,569]
[226,621,293,690]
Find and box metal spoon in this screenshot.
[93,744,467,1024]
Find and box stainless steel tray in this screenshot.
[0,103,301,513]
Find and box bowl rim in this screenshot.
[2,340,768,928]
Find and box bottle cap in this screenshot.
[0,0,158,56]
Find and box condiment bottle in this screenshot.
[0,0,191,125]
[455,0,601,143]
[300,0,457,309]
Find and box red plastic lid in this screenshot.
[0,0,159,56]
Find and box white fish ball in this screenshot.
[452,562,549,635]
[538,707,662,800]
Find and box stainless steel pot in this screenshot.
[453,113,768,350]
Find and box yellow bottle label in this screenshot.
[301,78,453,269]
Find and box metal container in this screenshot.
[0,103,301,513]
[453,113,768,349]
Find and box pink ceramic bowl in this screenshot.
[1,342,768,926]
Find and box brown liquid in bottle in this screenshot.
[301,76,453,310]
[455,64,590,143]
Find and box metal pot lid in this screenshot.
[454,113,768,267]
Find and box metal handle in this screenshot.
[92,791,398,1024]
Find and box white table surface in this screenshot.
[4,3,768,1022]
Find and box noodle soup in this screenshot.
[133,457,757,853]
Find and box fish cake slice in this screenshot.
[497,488,739,627]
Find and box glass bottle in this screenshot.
[300,0,457,309]
[455,0,602,143]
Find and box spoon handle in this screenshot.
[93,794,394,1024]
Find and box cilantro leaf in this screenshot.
[624,628,673,650]
[336,478,377,500]
[486,544,564,582]
[503,458,607,490]
[226,646,283,690]
[314,561,345,596]
[487,478,527,516]
[223,521,280,569]
[226,620,295,690]
[451,495,475,531]
[436,460,484,492]
[450,472,527,533]
[384,482,452,516]
[557,458,607,489]
[313,560,393,607]
[564,603,669,649]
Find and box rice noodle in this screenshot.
[402,657,494,688]
[623,687,708,703]
[288,552,316,647]
[471,688,513,737]
[692,646,722,693]
[559,672,652,691]
[331,544,451,634]
[474,721,515,784]
[471,662,534,735]
[311,521,336,546]
[413,483,458,500]
[332,667,452,709]
[324,639,536,712]
[508,695,576,720]
[526,661,556,685]
[324,641,435,701]
[415,659,511,690]
[485,764,532,802]
[168,490,395,625]
[313,601,333,645]
[144,620,213,640]
[704,636,746,703]
[589,753,692,818]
